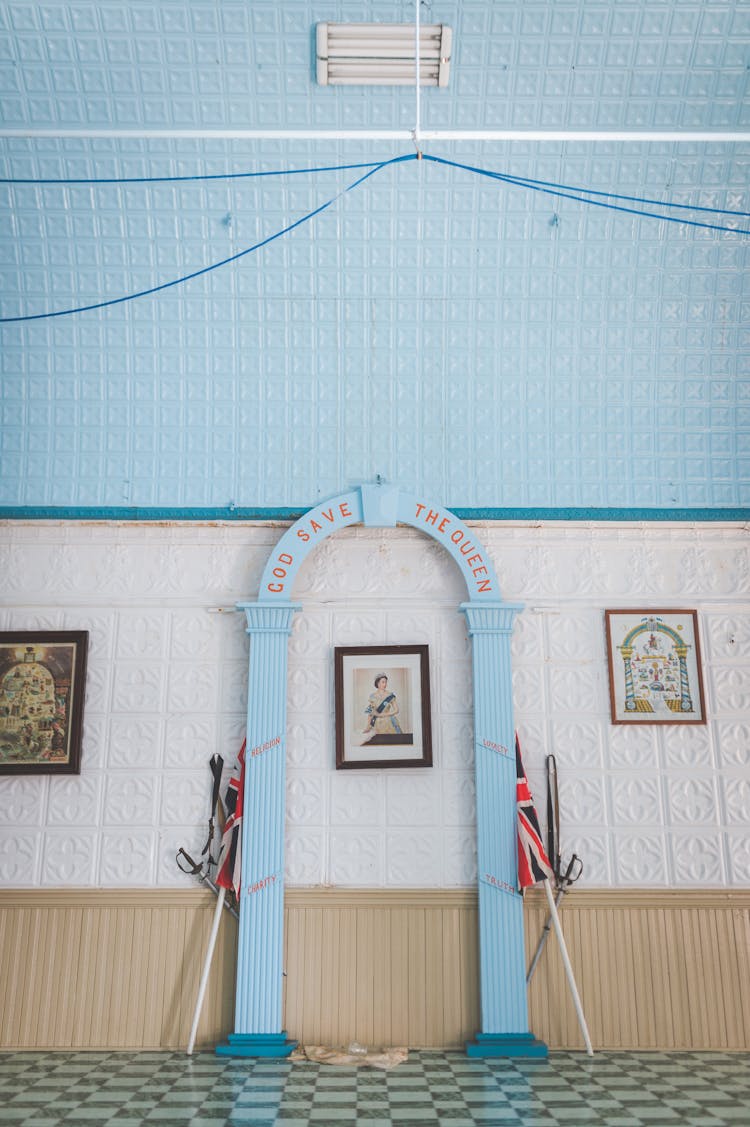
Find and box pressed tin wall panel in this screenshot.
[0,1,748,132]
[0,2,748,510]
[0,520,747,890]
[1,138,748,510]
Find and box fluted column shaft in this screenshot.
[216,601,299,1058]
[462,602,547,1057]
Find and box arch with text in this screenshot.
[216,483,546,1060]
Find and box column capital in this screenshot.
[237,601,301,634]
[460,601,524,635]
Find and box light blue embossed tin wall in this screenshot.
[0,0,748,513]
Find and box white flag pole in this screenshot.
[187,885,226,1055]
[542,878,593,1056]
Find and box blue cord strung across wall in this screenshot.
[1,150,748,323]
[0,159,386,186]
[0,156,412,323]
[424,155,750,235]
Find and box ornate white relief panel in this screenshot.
[0,520,747,889]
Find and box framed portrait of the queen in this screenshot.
[0,632,89,774]
[604,610,705,725]
[334,645,432,769]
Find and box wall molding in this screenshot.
[2,886,748,910]
[2,506,749,523]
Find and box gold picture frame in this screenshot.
[0,631,89,774]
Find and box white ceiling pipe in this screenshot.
[0,128,748,142]
[0,129,744,142]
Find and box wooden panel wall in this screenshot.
[283,890,480,1049]
[1,888,748,1052]
[0,890,237,1051]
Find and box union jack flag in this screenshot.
[516,734,554,890]
[215,740,246,899]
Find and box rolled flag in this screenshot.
[516,734,555,890]
[215,740,246,899]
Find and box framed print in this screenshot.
[605,610,705,725]
[0,631,89,774]
[335,645,432,769]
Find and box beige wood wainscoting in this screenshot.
[0,888,748,1052]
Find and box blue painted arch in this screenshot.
[220,483,545,1059]
[259,483,501,601]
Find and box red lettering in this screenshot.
[279,552,293,566]
[248,872,278,895]
[321,508,334,522]
[297,529,310,542]
[415,503,426,519]
[438,516,451,534]
[473,566,488,578]
[424,509,438,526]
[459,540,475,556]
[467,554,482,567]
[339,501,352,518]
[273,566,286,579]
[310,519,322,533]
[451,529,464,544]
[251,736,282,758]
[477,578,492,592]
[268,583,283,593]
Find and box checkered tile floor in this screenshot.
[1,1050,749,1127]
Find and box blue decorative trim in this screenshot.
[466,1032,549,1059]
[0,507,306,521]
[1,506,747,523]
[216,1032,297,1059]
[450,508,750,522]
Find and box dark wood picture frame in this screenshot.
[604,610,706,725]
[335,645,433,769]
[0,631,89,774]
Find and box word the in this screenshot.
[413,503,493,594]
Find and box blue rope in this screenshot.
[3,147,747,323]
[3,152,747,221]
[0,159,386,186]
[456,167,750,218]
[0,155,415,323]
[424,155,750,236]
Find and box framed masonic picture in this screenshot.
[334,645,432,769]
[604,610,706,725]
[0,631,89,774]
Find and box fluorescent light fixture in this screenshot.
[316,22,452,86]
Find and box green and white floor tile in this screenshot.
[1,1050,749,1127]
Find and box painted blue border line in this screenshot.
[0,506,748,523]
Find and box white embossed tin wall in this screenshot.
[0,520,747,890]
[1,1,748,511]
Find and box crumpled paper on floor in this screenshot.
[290,1045,408,1070]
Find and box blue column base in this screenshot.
[216,1032,298,1058]
[466,1032,548,1059]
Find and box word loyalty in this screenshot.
[482,738,510,757]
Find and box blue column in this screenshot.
[461,602,547,1058]
[216,601,300,1058]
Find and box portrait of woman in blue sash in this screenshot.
[363,674,402,736]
